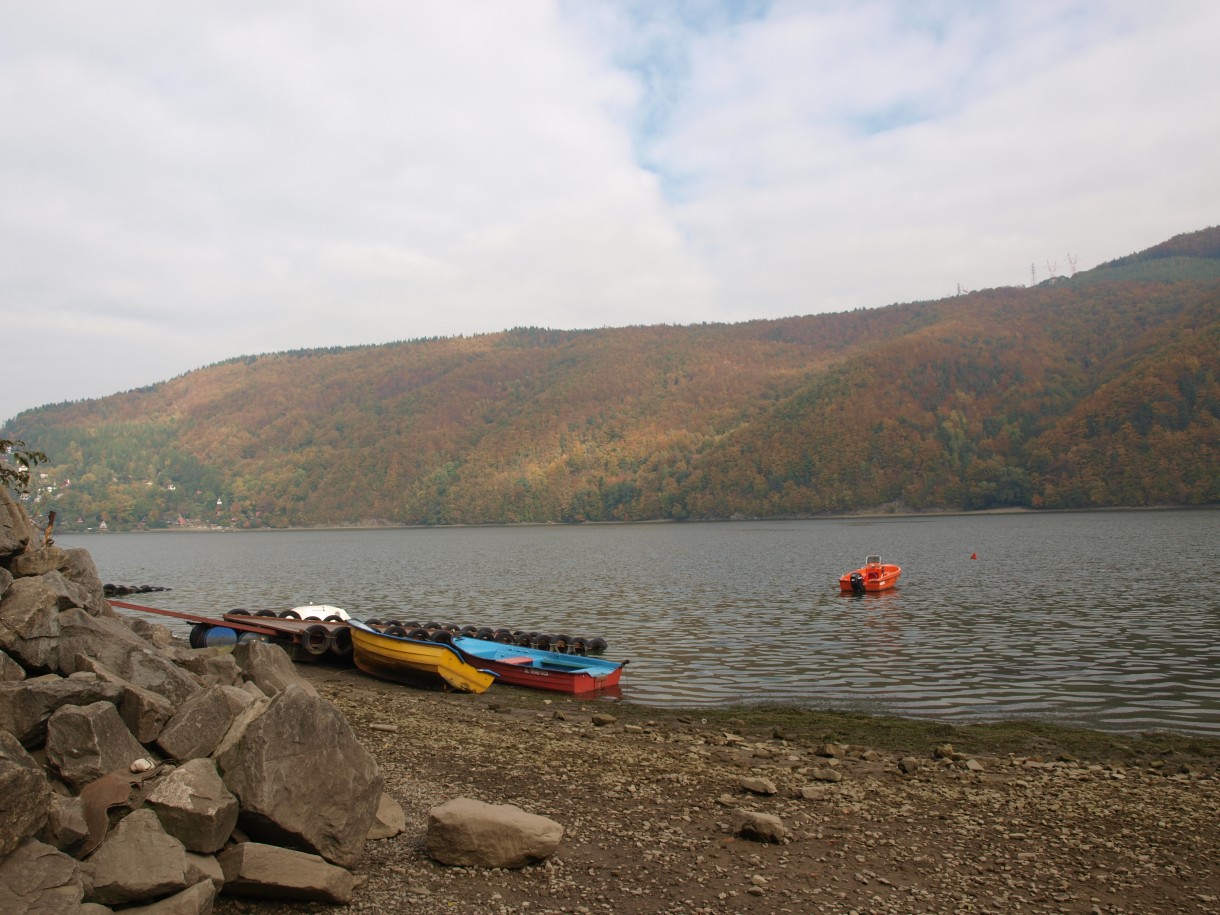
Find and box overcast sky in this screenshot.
[3,0,1218,425]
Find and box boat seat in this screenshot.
[501,656,534,666]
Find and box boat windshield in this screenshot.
[866,554,881,565]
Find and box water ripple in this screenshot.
[63,509,1220,735]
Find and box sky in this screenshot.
[2,0,1218,425]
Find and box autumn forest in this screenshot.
[4,227,1218,531]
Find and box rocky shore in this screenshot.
[226,665,1220,915]
[4,487,1218,913]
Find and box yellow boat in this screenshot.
[348,620,496,693]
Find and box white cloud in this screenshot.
[2,0,1218,423]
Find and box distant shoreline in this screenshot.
[59,502,1216,535]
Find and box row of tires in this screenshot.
[228,608,347,622]
[369,621,608,655]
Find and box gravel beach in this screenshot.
[215,662,1219,915]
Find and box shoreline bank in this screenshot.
[217,661,1219,915]
[55,502,1219,535]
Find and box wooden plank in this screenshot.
[109,600,282,636]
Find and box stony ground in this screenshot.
[215,663,1219,915]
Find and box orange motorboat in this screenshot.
[839,555,901,593]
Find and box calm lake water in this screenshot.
[60,510,1220,736]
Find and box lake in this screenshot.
[59,509,1220,736]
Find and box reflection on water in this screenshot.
[62,510,1220,735]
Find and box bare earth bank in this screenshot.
[214,663,1219,915]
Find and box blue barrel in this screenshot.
[196,626,238,651]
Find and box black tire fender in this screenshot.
[301,624,331,656]
[330,627,354,659]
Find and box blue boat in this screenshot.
[450,637,626,694]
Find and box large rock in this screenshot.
[119,879,217,915]
[0,838,85,914]
[147,758,239,854]
[157,686,251,761]
[216,684,380,868]
[40,568,98,613]
[125,616,175,646]
[0,673,124,747]
[165,646,243,688]
[0,489,35,559]
[218,842,355,903]
[75,658,177,743]
[0,730,52,856]
[8,544,70,577]
[731,809,787,843]
[58,608,201,707]
[426,797,564,868]
[0,648,24,681]
[37,793,90,857]
[368,791,406,840]
[45,700,148,792]
[83,808,192,906]
[0,575,64,670]
[231,640,317,697]
[184,851,225,891]
[60,548,111,617]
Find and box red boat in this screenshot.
[451,637,626,694]
[839,555,901,593]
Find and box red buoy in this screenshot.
[970,552,977,560]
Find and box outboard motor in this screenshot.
[849,571,865,594]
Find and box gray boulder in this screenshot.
[165,646,243,688]
[156,686,251,762]
[731,809,787,843]
[83,808,191,906]
[119,879,217,915]
[58,608,201,707]
[218,842,355,903]
[147,758,239,854]
[0,575,64,670]
[0,730,52,856]
[216,684,380,868]
[45,700,148,792]
[0,673,124,747]
[75,658,177,743]
[0,489,35,559]
[184,851,225,891]
[60,548,112,617]
[125,616,175,646]
[426,797,564,868]
[231,640,317,697]
[41,568,97,613]
[0,566,11,598]
[368,791,406,840]
[8,544,70,578]
[37,793,90,857]
[0,838,85,914]
[0,648,23,681]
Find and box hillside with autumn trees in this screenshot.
[4,227,1219,531]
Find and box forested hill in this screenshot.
[6,227,1219,530]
